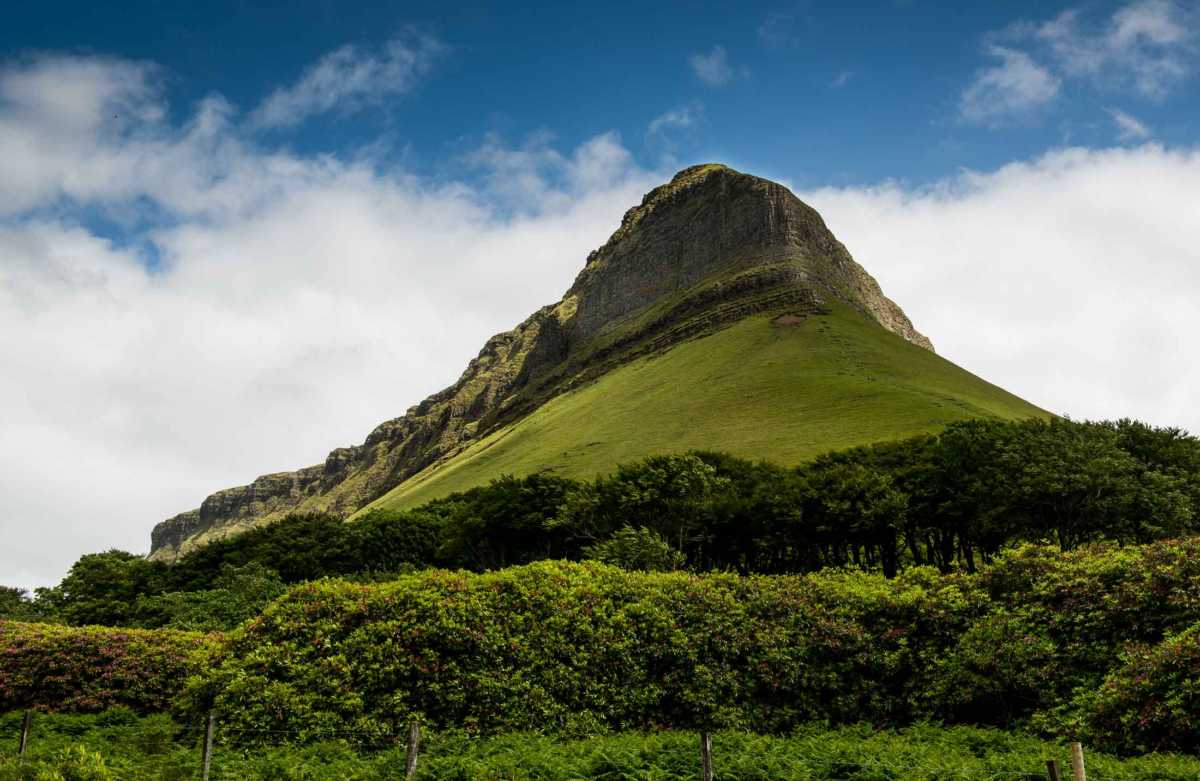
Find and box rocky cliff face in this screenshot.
[150,163,930,559]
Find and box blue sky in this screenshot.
[6,0,1195,189]
[2,1,1200,586]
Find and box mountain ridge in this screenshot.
[152,164,1003,559]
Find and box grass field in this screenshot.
[4,712,1198,781]
[362,304,1048,512]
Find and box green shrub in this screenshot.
[187,560,983,739]
[1085,621,1200,754]
[0,622,216,714]
[186,538,1200,748]
[582,525,686,571]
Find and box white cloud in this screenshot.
[1034,0,1194,97]
[250,33,443,129]
[960,45,1061,123]
[647,105,699,135]
[961,1,1195,126]
[1107,107,1152,140]
[830,70,853,88]
[689,46,733,86]
[802,143,1200,444]
[0,54,658,589]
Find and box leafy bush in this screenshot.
[1085,622,1200,754]
[132,562,287,632]
[185,538,1200,749]
[582,525,685,571]
[0,622,216,714]
[187,560,983,739]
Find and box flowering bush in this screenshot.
[0,621,217,714]
[1085,622,1200,754]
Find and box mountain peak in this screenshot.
[569,163,931,350]
[151,165,946,559]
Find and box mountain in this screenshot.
[150,164,1045,559]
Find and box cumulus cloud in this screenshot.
[689,46,733,86]
[964,0,1197,123]
[462,131,642,214]
[250,33,443,129]
[1037,0,1193,97]
[960,45,1061,123]
[801,143,1200,442]
[1107,107,1152,140]
[0,54,657,589]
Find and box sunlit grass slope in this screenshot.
[363,305,1047,512]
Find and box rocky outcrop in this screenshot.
[150,163,931,560]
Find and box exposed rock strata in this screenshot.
[151,163,930,559]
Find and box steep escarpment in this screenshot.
[151,163,935,559]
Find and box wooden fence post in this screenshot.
[201,712,215,781]
[1069,742,1087,781]
[1045,758,1061,781]
[405,722,421,779]
[18,711,31,757]
[699,731,713,781]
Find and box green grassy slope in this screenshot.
[362,305,1047,512]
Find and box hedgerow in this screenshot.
[0,621,216,714]
[185,539,1200,751]
[9,538,1200,754]
[187,561,986,740]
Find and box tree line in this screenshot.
[5,417,1198,629]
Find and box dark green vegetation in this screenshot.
[15,541,1200,751]
[5,714,1200,781]
[13,417,1196,630]
[6,417,1200,768]
[365,307,1046,511]
[171,541,1200,754]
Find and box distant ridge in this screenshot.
[151,164,1043,559]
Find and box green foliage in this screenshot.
[132,563,287,632]
[36,551,168,627]
[582,526,685,571]
[4,712,1200,780]
[434,474,575,570]
[0,745,116,781]
[1085,621,1200,754]
[167,510,444,589]
[178,538,1200,751]
[552,454,729,559]
[0,622,215,714]
[0,588,38,622]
